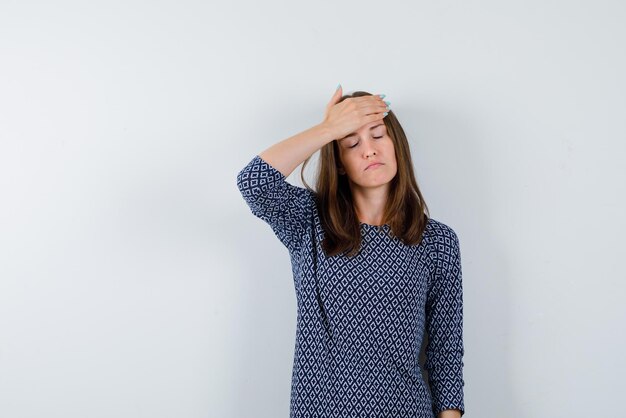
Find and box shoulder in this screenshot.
[424,217,460,243]
[422,218,463,296]
[423,217,461,262]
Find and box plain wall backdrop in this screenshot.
[1,1,625,417]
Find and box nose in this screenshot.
[363,137,377,158]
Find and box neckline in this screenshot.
[359,222,390,228]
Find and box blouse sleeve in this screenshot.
[236,154,314,254]
[425,226,466,417]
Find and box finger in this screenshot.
[328,85,343,107]
[359,103,390,115]
[365,112,387,124]
[352,95,385,104]
[358,99,388,108]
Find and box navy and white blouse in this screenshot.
[236,154,465,418]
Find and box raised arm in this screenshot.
[425,225,465,417]
[236,86,389,253]
[257,123,334,178]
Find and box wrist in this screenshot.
[315,122,338,144]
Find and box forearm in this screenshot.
[258,123,336,178]
[438,408,462,418]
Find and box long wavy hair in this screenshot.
[300,90,430,257]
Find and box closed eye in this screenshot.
[349,136,383,149]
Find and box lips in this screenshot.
[365,162,384,170]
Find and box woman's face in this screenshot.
[336,120,398,189]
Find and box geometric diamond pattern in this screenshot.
[237,154,465,417]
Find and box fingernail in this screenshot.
[378,94,386,98]
[384,100,390,105]
[383,112,388,117]
[336,84,341,90]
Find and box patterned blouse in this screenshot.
[236,154,465,417]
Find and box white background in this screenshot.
[1,1,625,417]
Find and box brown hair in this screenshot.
[300,90,430,257]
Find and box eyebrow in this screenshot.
[340,123,385,141]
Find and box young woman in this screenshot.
[236,86,465,418]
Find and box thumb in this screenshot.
[328,84,342,107]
